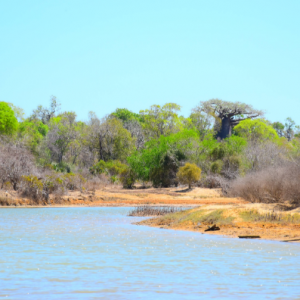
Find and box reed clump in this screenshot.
[128,206,187,216]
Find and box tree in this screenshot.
[31,96,60,124]
[272,122,285,137]
[0,142,36,190]
[128,134,189,187]
[139,103,183,138]
[234,119,279,142]
[196,99,263,140]
[111,108,141,123]
[188,107,214,140]
[0,102,18,135]
[18,120,49,154]
[88,113,136,162]
[284,117,296,141]
[46,112,79,164]
[177,163,201,189]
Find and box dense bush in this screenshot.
[227,164,300,207]
[119,168,136,189]
[177,163,201,189]
[0,142,36,190]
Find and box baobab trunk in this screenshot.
[217,117,232,140]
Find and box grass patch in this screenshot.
[160,208,235,226]
[240,209,300,224]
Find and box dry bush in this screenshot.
[0,196,21,206]
[128,206,186,217]
[83,174,110,191]
[228,163,300,207]
[198,174,230,193]
[243,141,288,172]
[0,142,37,190]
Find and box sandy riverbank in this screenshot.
[136,203,300,242]
[1,186,246,207]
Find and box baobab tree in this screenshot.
[196,99,264,140]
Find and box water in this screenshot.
[0,208,299,299]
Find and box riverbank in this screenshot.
[0,186,246,207]
[136,203,300,242]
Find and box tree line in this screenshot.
[0,97,300,204]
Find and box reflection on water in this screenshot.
[0,207,299,299]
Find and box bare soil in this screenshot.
[0,186,246,206]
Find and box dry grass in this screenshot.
[240,209,300,224]
[159,208,235,226]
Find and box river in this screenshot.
[0,207,299,299]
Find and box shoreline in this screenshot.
[135,204,300,243]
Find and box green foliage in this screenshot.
[52,162,71,173]
[0,102,18,135]
[139,103,183,138]
[120,168,136,189]
[272,121,285,137]
[210,160,224,174]
[18,120,49,154]
[21,175,44,201]
[111,108,142,123]
[177,163,201,188]
[90,160,127,176]
[234,119,279,141]
[128,133,190,187]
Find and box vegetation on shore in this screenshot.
[137,204,300,241]
[0,97,300,206]
[128,206,187,217]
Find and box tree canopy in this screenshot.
[0,102,18,135]
[197,99,264,140]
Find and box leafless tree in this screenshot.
[243,140,288,172]
[31,96,61,124]
[0,141,37,190]
[45,112,79,163]
[123,119,145,149]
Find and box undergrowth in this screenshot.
[161,208,234,226]
[239,209,300,224]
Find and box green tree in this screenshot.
[88,115,136,162]
[139,103,183,138]
[234,119,279,142]
[128,133,191,187]
[0,102,18,135]
[177,163,201,189]
[18,120,49,154]
[111,108,141,123]
[272,121,285,137]
[46,112,79,164]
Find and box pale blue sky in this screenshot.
[0,0,299,123]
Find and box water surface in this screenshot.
[0,208,299,299]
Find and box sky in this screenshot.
[0,0,299,123]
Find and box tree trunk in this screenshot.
[217,117,232,140]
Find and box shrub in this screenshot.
[227,163,300,207]
[89,160,127,176]
[120,168,136,189]
[210,160,223,174]
[20,175,44,202]
[0,142,36,190]
[177,163,201,189]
